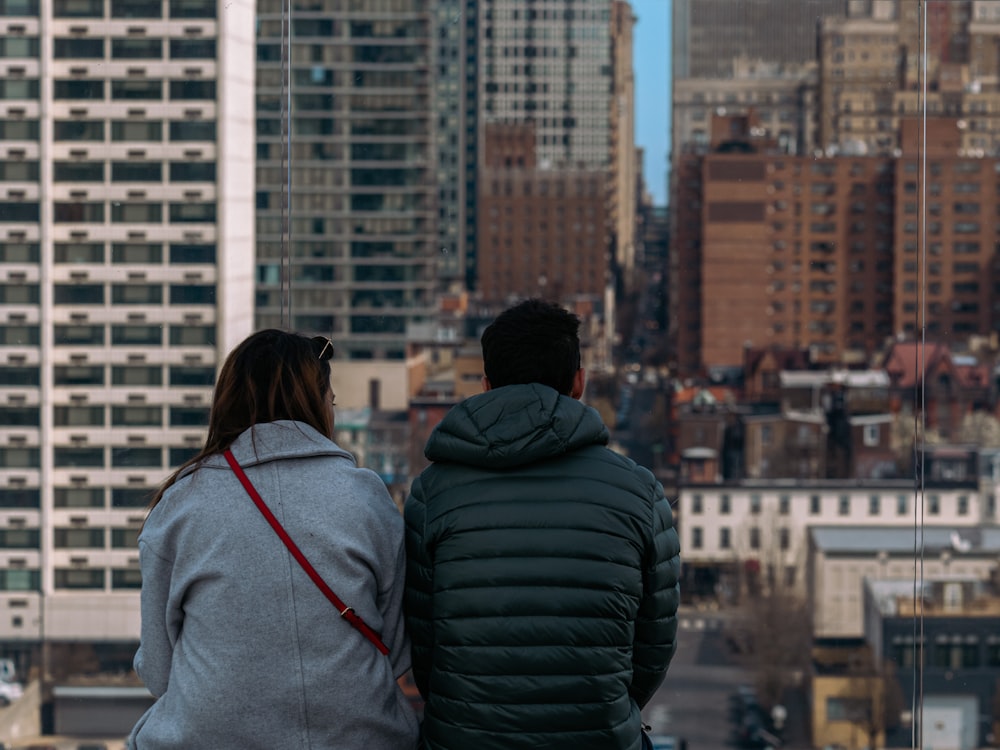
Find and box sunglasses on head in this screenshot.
[311,336,334,362]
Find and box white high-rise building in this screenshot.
[0,0,254,666]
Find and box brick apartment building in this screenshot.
[673,113,1000,377]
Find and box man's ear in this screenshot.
[482,375,492,392]
[570,368,586,400]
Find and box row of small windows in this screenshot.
[0,119,216,142]
[0,486,153,508]
[0,569,141,592]
[689,526,791,551]
[48,283,216,304]
[0,324,216,346]
[0,37,215,59]
[0,79,217,101]
[0,365,215,387]
[0,527,138,548]
[0,242,216,264]
[689,493,968,516]
[0,202,217,224]
[0,404,209,427]
[0,161,215,182]
[0,0,215,19]
[0,445,201,468]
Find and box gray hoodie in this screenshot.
[129,420,419,749]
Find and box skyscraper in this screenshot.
[0,0,254,662]
[254,0,438,361]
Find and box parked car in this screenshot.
[0,679,23,707]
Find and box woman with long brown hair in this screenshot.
[128,329,418,749]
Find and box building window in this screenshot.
[54,569,105,590]
[691,493,703,514]
[169,406,209,427]
[54,242,103,263]
[810,494,821,514]
[54,365,103,385]
[720,494,731,514]
[111,366,162,386]
[928,495,940,515]
[0,528,39,548]
[53,406,104,426]
[863,424,880,446]
[112,569,143,589]
[838,495,850,516]
[111,79,163,100]
[53,488,104,508]
[112,487,153,508]
[54,528,104,548]
[897,494,908,515]
[750,494,762,514]
[111,406,162,427]
[111,120,163,141]
[749,527,760,549]
[827,697,870,722]
[54,447,104,467]
[111,528,140,548]
[779,495,790,515]
[719,527,731,549]
[691,527,703,549]
[54,0,103,17]
[869,495,880,515]
[0,569,39,591]
[111,325,162,345]
[779,528,790,550]
[111,447,162,467]
[112,242,162,264]
[957,495,969,515]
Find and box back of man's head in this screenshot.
[481,298,581,395]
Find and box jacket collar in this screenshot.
[195,420,355,473]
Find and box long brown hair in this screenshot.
[147,329,334,512]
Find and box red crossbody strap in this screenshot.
[223,449,390,656]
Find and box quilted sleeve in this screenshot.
[403,477,434,698]
[629,482,681,708]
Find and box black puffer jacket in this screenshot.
[404,384,680,750]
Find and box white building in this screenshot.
[0,0,254,661]
[679,479,989,599]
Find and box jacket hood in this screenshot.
[425,384,610,469]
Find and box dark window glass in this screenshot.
[169,0,215,18]
[54,365,104,385]
[170,284,214,304]
[111,120,163,141]
[170,38,216,59]
[54,447,104,467]
[0,0,39,15]
[54,284,104,304]
[54,488,104,508]
[0,488,40,508]
[0,242,39,262]
[112,569,143,588]
[169,120,215,141]
[53,406,105,426]
[0,569,40,591]
[0,283,39,303]
[0,406,38,426]
[0,36,38,57]
[0,324,39,345]
[111,365,162,386]
[0,79,39,99]
[169,161,215,181]
[54,242,104,263]
[111,325,162,345]
[112,446,162,467]
[169,243,215,263]
[170,446,200,465]
[53,161,103,181]
[112,243,162,263]
[111,161,162,181]
[0,447,39,466]
[54,568,105,590]
[0,366,39,386]
[53,201,104,223]
[54,528,105,548]
[54,324,104,345]
[112,406,162,426]
[111,38,162,58]
[53,119,104,141]
[111,0,160,16]
[53,0,102,17]
[0,202,39,221]
[169,80,216,100]
[111,284,162,304]
[112,487,153,508]
[168,202,215,223]
[0,119,40,140]
[169,324,214,345]
[111,79,162,100]
[0,161,39,180]
[170,406,210,426]
[110,202,163,223]
[53,37,103,58]
[169,366,215,386]
[0,528,39,548]
[53,79,103,99]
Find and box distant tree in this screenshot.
[891,412,942,476]
[955,411,1000,447]
[730,509,813,712]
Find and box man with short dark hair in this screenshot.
[404,298,680,750]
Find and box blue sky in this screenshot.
[631,0,670,206]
